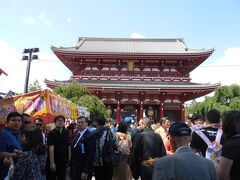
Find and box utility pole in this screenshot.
[22,48,39,93]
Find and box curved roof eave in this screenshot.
[44,79,220,90]
[51,47,214,57]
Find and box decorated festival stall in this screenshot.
[0,89,89,124]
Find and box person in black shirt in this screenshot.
[190,109,224,156]
[46,115,70,180]
[211,110,240,180]
[129,117,166,180]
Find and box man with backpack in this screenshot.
[92,115,118,180]
[190,109,224,157]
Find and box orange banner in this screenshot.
[0,90,88,124]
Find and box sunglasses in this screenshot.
[35,123,43,127]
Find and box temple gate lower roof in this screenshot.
[45,79,220,101]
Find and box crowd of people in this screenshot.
[0,108,239,180]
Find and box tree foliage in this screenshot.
[232,85,240,97]
[77,94,107,119]
[229,97,240,110]
[54,82,90,103]
[186,85,240,119]
[28,80,42,92]
[215,86,233,106]
[53,82,106,119]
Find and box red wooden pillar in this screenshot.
[139,101,144,121]
[116,100,121,122]
[159,102,164,120]
[181,102,185,122]
[138,91,145,122]
[159,93,165,121]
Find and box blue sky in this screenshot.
[0,0,240,94]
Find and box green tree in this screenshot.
[232,85,240,97]
[215,104,230,115]
[229,97,240,110]
[78,95,107,120]
[186,85,240,118]
[215,86,233,106]
[54,82,90,103]
[204,96,219,113]
[28,80,42,92]
[54,82,106,119]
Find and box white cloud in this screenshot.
[191,47,240,85]
[44,20,52,27]
[130,32,145,38]
[67,17,72,23]
[21,12,51,27]
[189,47,240,102]
[39,12,46,19]
[0,41,71,93]
[21,16,37,25]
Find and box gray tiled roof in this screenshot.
[45,79,220,90]
[51,37,214,55]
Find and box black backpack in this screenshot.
[102,128,121,166]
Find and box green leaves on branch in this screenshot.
[53,82,106,119]
[28,80,42,92]
[54,82,90,103]
[215,86,233,106]
[186,85,240,119]
[229,97,240,110]
[78,95,107,120]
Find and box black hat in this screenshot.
[168,121,192,136]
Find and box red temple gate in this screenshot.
[45,37,220,122]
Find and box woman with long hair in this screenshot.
[112,121,132,180]
[211,110,240,180]
[7,125,46,180]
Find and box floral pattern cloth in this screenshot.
[14,151,45,180]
